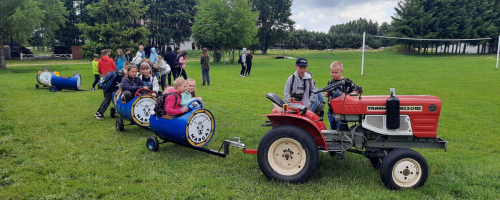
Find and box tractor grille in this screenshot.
[363,115,412,136]
[366,115,384,129]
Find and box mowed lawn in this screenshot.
[0,50,499,199]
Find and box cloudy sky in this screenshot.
[290,0,400,32]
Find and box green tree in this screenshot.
[192,0,258,64]
[0,0,67,69]
[77,0,150,57]
[250,0,294,54]
[147,0,197,51]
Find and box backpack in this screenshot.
[154,92,178,116]
[98,71,119,90]
[237,54,243,64]
[174,55,181,68]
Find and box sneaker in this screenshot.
[95,112,104,119]
[239,75,243,77]
[241,75,246,78]
[91,87,95,91]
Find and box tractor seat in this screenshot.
[266,93,308,115]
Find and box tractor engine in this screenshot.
[321,89,445,155]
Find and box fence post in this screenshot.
[361,32,366,76]
[496,35,499,70]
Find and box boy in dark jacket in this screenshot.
[95,49,117,119]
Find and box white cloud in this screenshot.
[290,0,399,32]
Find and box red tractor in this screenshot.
[247,84,447,190]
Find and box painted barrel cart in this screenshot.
[50,71,81,92]
[35,67,53,89]
[146,99,245,157]
[36,67,82,92]
[111,88,157,131]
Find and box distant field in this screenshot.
[1,50,499,199]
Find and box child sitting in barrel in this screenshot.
[181,78,202,107]
[120,65,145,102]
[164,78,189,116]
[138,63,159,97]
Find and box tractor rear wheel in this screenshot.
[380,148,428,190]
[116,118,124,132]
[257,125,318,184]
[49,86,57,92]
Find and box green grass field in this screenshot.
[1,49,499,199]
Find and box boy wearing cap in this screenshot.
[284,57,316,109]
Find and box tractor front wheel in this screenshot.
[257,125,318,184]
[380,148,428,190]
[36,84,39,89]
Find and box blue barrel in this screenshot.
[149,100,215,147]
[51,71,81,90]
[113,88,157,127]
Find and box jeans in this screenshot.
[245,62,252,75]
[179,68,187,79]
[327,111,340,130]
[161,74,169,91]
[240,64,246,75]
[92,74,100,88]
[202,69,210,85]
[98,89,113,114]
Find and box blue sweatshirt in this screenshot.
[121,76,143,94]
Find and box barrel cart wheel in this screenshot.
[116,118,124,132]
[110,108,116,118]
[36,84,39,89]
[49,86,58,92]
[380,148,428,190]
[257,125,319,184]
[146,136,159,152]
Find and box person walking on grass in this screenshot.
[95,49,117,119]
[200,48,210,85]
[139,45,146,59]
[245,51,253,76]
[239,48,247,77]
[114,49,126,71]
[178,51,188,80]
[124,48,133,63]
[164,46,176,86]
[91,54,100,91]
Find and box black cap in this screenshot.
[296,57,308,67]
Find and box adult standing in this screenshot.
[163,46,176,86]
[95,49,117,119]
[124,48,133,63]
[245,51,253,76]
[114,49,126,71]
[200,48,210,85]
[239,48,247,77]
[283,58,316,109]
[139,45,146,59]
[178,51,188,80]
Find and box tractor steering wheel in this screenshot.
[135,88,152,97]
[187,99,203,111]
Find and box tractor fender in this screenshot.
[264,113,328,150]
